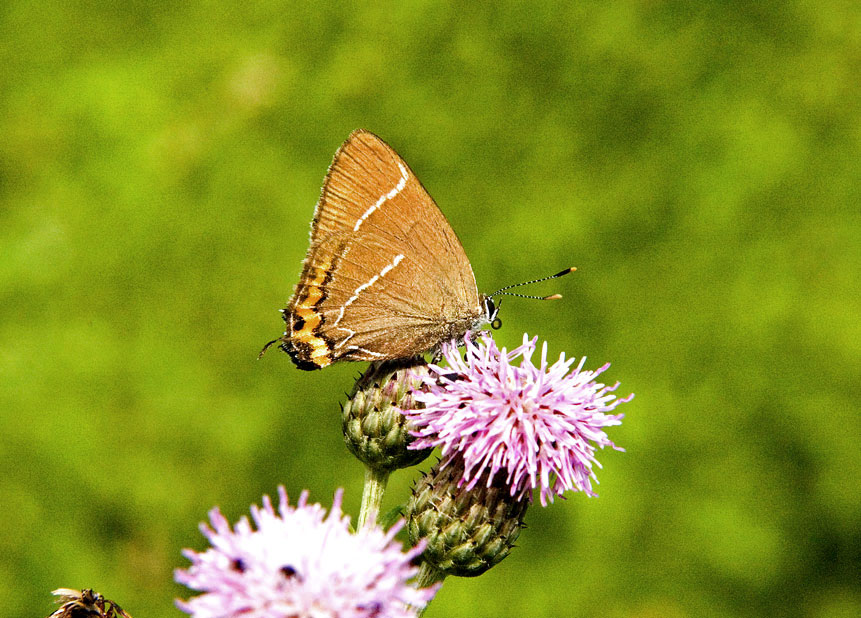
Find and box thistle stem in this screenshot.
[414,562,445,616]
[415,561,445,589]
[357,466,390,528]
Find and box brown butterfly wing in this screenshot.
[281,130,483,369]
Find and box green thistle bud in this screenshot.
[342,358,433,473]
[407,456,529,579]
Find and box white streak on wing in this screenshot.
[332,254,405,328]
[334,327,355,349]
[349,346,385,358]
[353,162,408,232]
[378,253,403,278]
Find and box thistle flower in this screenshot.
[176,487,436,618]
[403,333,633,506]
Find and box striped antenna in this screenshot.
[490,267,575,300]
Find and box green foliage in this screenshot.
[2,2,857,617]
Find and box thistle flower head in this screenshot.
[403,333,633,506]
[176,487,436,618]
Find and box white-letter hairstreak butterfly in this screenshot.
[264,129,573,370]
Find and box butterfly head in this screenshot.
[482,295,502,330]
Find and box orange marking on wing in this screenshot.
[297,285,324,308]
[288,257,336,366]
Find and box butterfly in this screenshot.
[265,130,571,370]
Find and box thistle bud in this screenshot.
[342,358,433,472]
[407,456,529,579]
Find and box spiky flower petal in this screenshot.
[403,333,633,506]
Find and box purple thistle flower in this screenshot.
[175,487,436,618]
[403,333,633,506]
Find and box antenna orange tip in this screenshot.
[543,294,563,300]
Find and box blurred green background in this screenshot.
[2,1,858,617]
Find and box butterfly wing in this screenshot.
[281,130,483,369]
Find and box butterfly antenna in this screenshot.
[490,267,575,300]
[494,292,562,300]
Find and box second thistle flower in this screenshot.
[175,487,437,618]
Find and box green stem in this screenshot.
[415,561,445,587]
[414,562,445,617]
[357,466,390,529]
